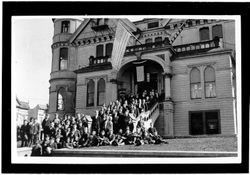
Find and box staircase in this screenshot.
[143,102,160,130]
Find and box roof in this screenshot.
[74,62,112,74]
[16,97,30,110]
[69,18,138,43]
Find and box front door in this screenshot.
[137,73,158,95]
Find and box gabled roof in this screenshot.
[69,18,91,43]
[69,18,137,43]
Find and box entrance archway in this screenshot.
[117,59,164,98]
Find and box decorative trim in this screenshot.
[49,77,76,83]
[187,62,216,68]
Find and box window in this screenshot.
[145,38,152,44]
[57,88,65,111]
[199,27,210,41]
[155,37,162,42]
[148,22,159,29]
[97,78,106,106]
[87,79,95,107]
[204,66,216,98]
[96,44,104,57]
[189,110,220,135]
[61,21,70,33]
[212,24,223,39]
[105,43,113,57]
[155,37,162,47]
[190,68,202,99]
[145,38,153,49]
[59,48,68,70]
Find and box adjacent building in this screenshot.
[28,104,48,124]
[48,18,236,137]
[16,97,30,127]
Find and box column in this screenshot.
[164,73,172,100]
[163,101,174,137]
[162,72,174,137]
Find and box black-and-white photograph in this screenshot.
[12,15,241,163]
[3,1,249,173]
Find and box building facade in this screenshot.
[16,97,30,127]
[28,104,48,124]
[49,18,236,137]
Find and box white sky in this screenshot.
[12,17,143,108]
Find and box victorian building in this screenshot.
[48,18,236,137]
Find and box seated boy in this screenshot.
[123,127,134,145]
[107,130,116,146]
[65,137,74,149]
[98,130,110,146]
[114,129,125,146]
[151,130,168,144]
[89,130,99,147]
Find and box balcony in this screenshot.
[172,38,220,57]
[89,55,111,66]
[124,39,172,56]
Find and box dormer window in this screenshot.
[148,22,159,29]
[61,21,70,33]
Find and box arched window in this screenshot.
[105,43,113,57]
[87,79,95,107]
[97,78,106,106]
[190,67,202,99]
[59,48,68,70]
[204,66,216,98]
[57,88,66,111]
[199,27,210,41]
[96,44,104,57]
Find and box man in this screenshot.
[28,118,35,147]
[33,118,41,144]
[92,110,101,135]
[42,114,50,139]
[20,120,29,147]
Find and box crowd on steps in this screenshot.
[19,89,168,156]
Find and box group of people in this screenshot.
[19,89,168,156]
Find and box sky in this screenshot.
[13,18,53,108]
[13,17,143,108]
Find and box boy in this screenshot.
[98,130,110,146]
[88,130,99,147]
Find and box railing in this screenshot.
[89,55,111,66]
[148,102,160,125]
[173,38,220,54]
[124,39,171,56]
